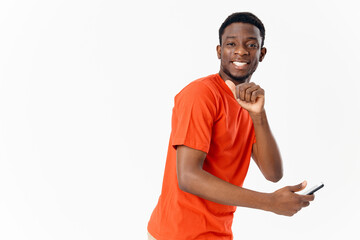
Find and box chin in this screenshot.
[231,74,250,83]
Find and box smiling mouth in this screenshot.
[232,61,248,69]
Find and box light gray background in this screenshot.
[1,0,359,239]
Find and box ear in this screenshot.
[259,47,267,62]
[216,45,221,59]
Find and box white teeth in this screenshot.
[233,62,247,66]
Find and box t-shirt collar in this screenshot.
[215,73,236,99]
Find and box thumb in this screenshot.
[288,181,307,192]
[225,80,237,99]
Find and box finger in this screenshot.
[244,85,260,102]
[288,181,307,192]
[303,194,315,201]
[250,88,264,103]
[302,201,310,208]
[237,83,255,101]
[225,80,237,99]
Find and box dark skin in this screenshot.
[177,22,314,216]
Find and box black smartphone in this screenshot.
[303,183,324,195]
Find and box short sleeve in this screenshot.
[171,81,217,153]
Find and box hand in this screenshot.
[268,181,315,216]
[225,80,265,114]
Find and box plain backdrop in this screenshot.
[1,0,359,239]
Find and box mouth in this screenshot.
[231,61,249,70]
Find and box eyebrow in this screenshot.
[225,36,259,42]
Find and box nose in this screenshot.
[234,45,249,55]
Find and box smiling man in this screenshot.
[147,12,315,240]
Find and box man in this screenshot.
[148,12,314,240]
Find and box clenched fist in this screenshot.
[225,80,265,114]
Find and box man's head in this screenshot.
[217,12,267,84]
[219,12,265,47]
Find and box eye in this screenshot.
[226,42,235,46]
[248,43,259,48]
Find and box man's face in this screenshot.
[217,22,267,84]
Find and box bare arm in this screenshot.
[226,80,283,182]
[251,111,283,182]
[177,145,314,216]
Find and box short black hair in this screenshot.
[219,12,265,47]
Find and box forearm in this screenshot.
[179,168,271,211]
[179,168,315,216]
[250,110,283,182]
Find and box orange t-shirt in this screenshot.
[148,74,256,240]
